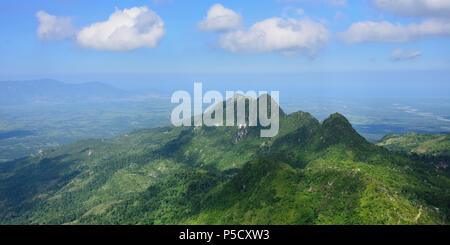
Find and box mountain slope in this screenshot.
[77,113,448,225]
[0,97,448,225]
[187,155,441,225]
[377,133,450,157]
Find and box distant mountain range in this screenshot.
[0,95,448,225]
[0,79,144,105]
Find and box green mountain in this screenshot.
[377,133,450,157]
[0,96,448,225]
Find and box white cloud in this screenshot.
[370,0,450,17]
[219,18,329,56]
[76,6,165,51]
[197,4,242,32]
[340,19,450,43]
[390,48,422,61]
[36,11,75,40]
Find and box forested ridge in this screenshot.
[0,98,448,225]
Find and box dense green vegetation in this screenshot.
[377,133,450,157]
[0,97,448,225]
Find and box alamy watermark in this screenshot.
[171,83,280,137]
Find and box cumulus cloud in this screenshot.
[370,0,450,17]
[339,19,450,43]
[199,4,329,56]
[36,11,76,40]
[219,18,329,56]
[390,48,422,61]
[76,6,165,51]
[197,4,242,32]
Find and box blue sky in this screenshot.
[0,0,449,87]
